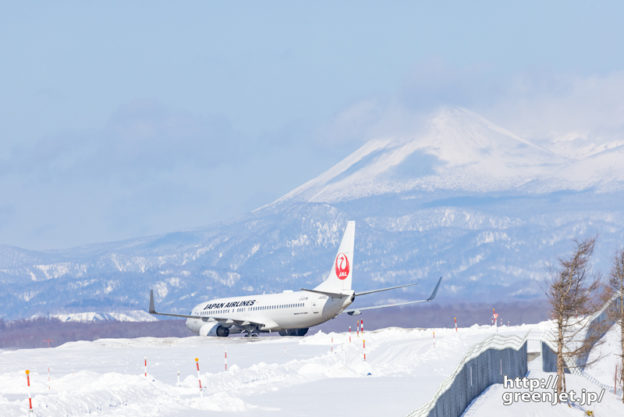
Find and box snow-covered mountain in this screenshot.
[2,108,623,320]
[272,108,624,204]
[33,310,158,323]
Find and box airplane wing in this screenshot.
[209,316,276,330]
[148,290,202,319]
[148,289,271,330]
[343,277,442,316]
[354,282,419,296]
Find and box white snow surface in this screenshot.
[462,322,624,417]
[2,322,622,417]
[585,322,623,388]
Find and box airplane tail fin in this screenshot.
[314,220,355,293]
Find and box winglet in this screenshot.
[427,277,443,301]
[149,289,156,314]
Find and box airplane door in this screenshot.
[312,297,320,315]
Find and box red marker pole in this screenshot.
[25,370,33,413]
[144,357,148,378]
[195,358,203,397]
[360,319,364,336]
[224,351,228,371]
[454,317,457,333]
[362,339,366,361]
[348,326,352,343]
[492,308,499,332]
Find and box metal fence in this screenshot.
[407,333,528,417]
[541,338,621,396]
[408,292,622,417]
[541,340,566,373]
[577,291,622,369]
[541,291,623,397]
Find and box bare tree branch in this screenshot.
[607,249,624,403]
[548,237,603,402]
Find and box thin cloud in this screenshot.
[486,72,624,142]
[319,69,624,151]
[4,100,241,184]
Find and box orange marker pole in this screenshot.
[195,358,203,397]
[348,326,352,343]
[492,308,499,332]
[356,321,360,337]
[224,351,228,371]
[362,339,366,361]
[144,357,147,378]
[25,370,33,413]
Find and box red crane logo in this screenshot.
[335,252,350,280]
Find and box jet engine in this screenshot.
[199,323,230,337]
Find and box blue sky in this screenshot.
[2,2,624,249]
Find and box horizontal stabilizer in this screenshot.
[300,288,350,298]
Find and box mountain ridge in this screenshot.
[2,108,623,320]
[269,107,624,205]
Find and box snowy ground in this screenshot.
[462,323,624,417]
[462,353,624,417]
[585,323,622,388]
[0,322,621,417]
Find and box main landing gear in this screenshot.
[243,328,259,337]
[278,328,309,337]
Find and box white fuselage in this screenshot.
[185,289,354,334]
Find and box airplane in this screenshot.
[148,221,442,337]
